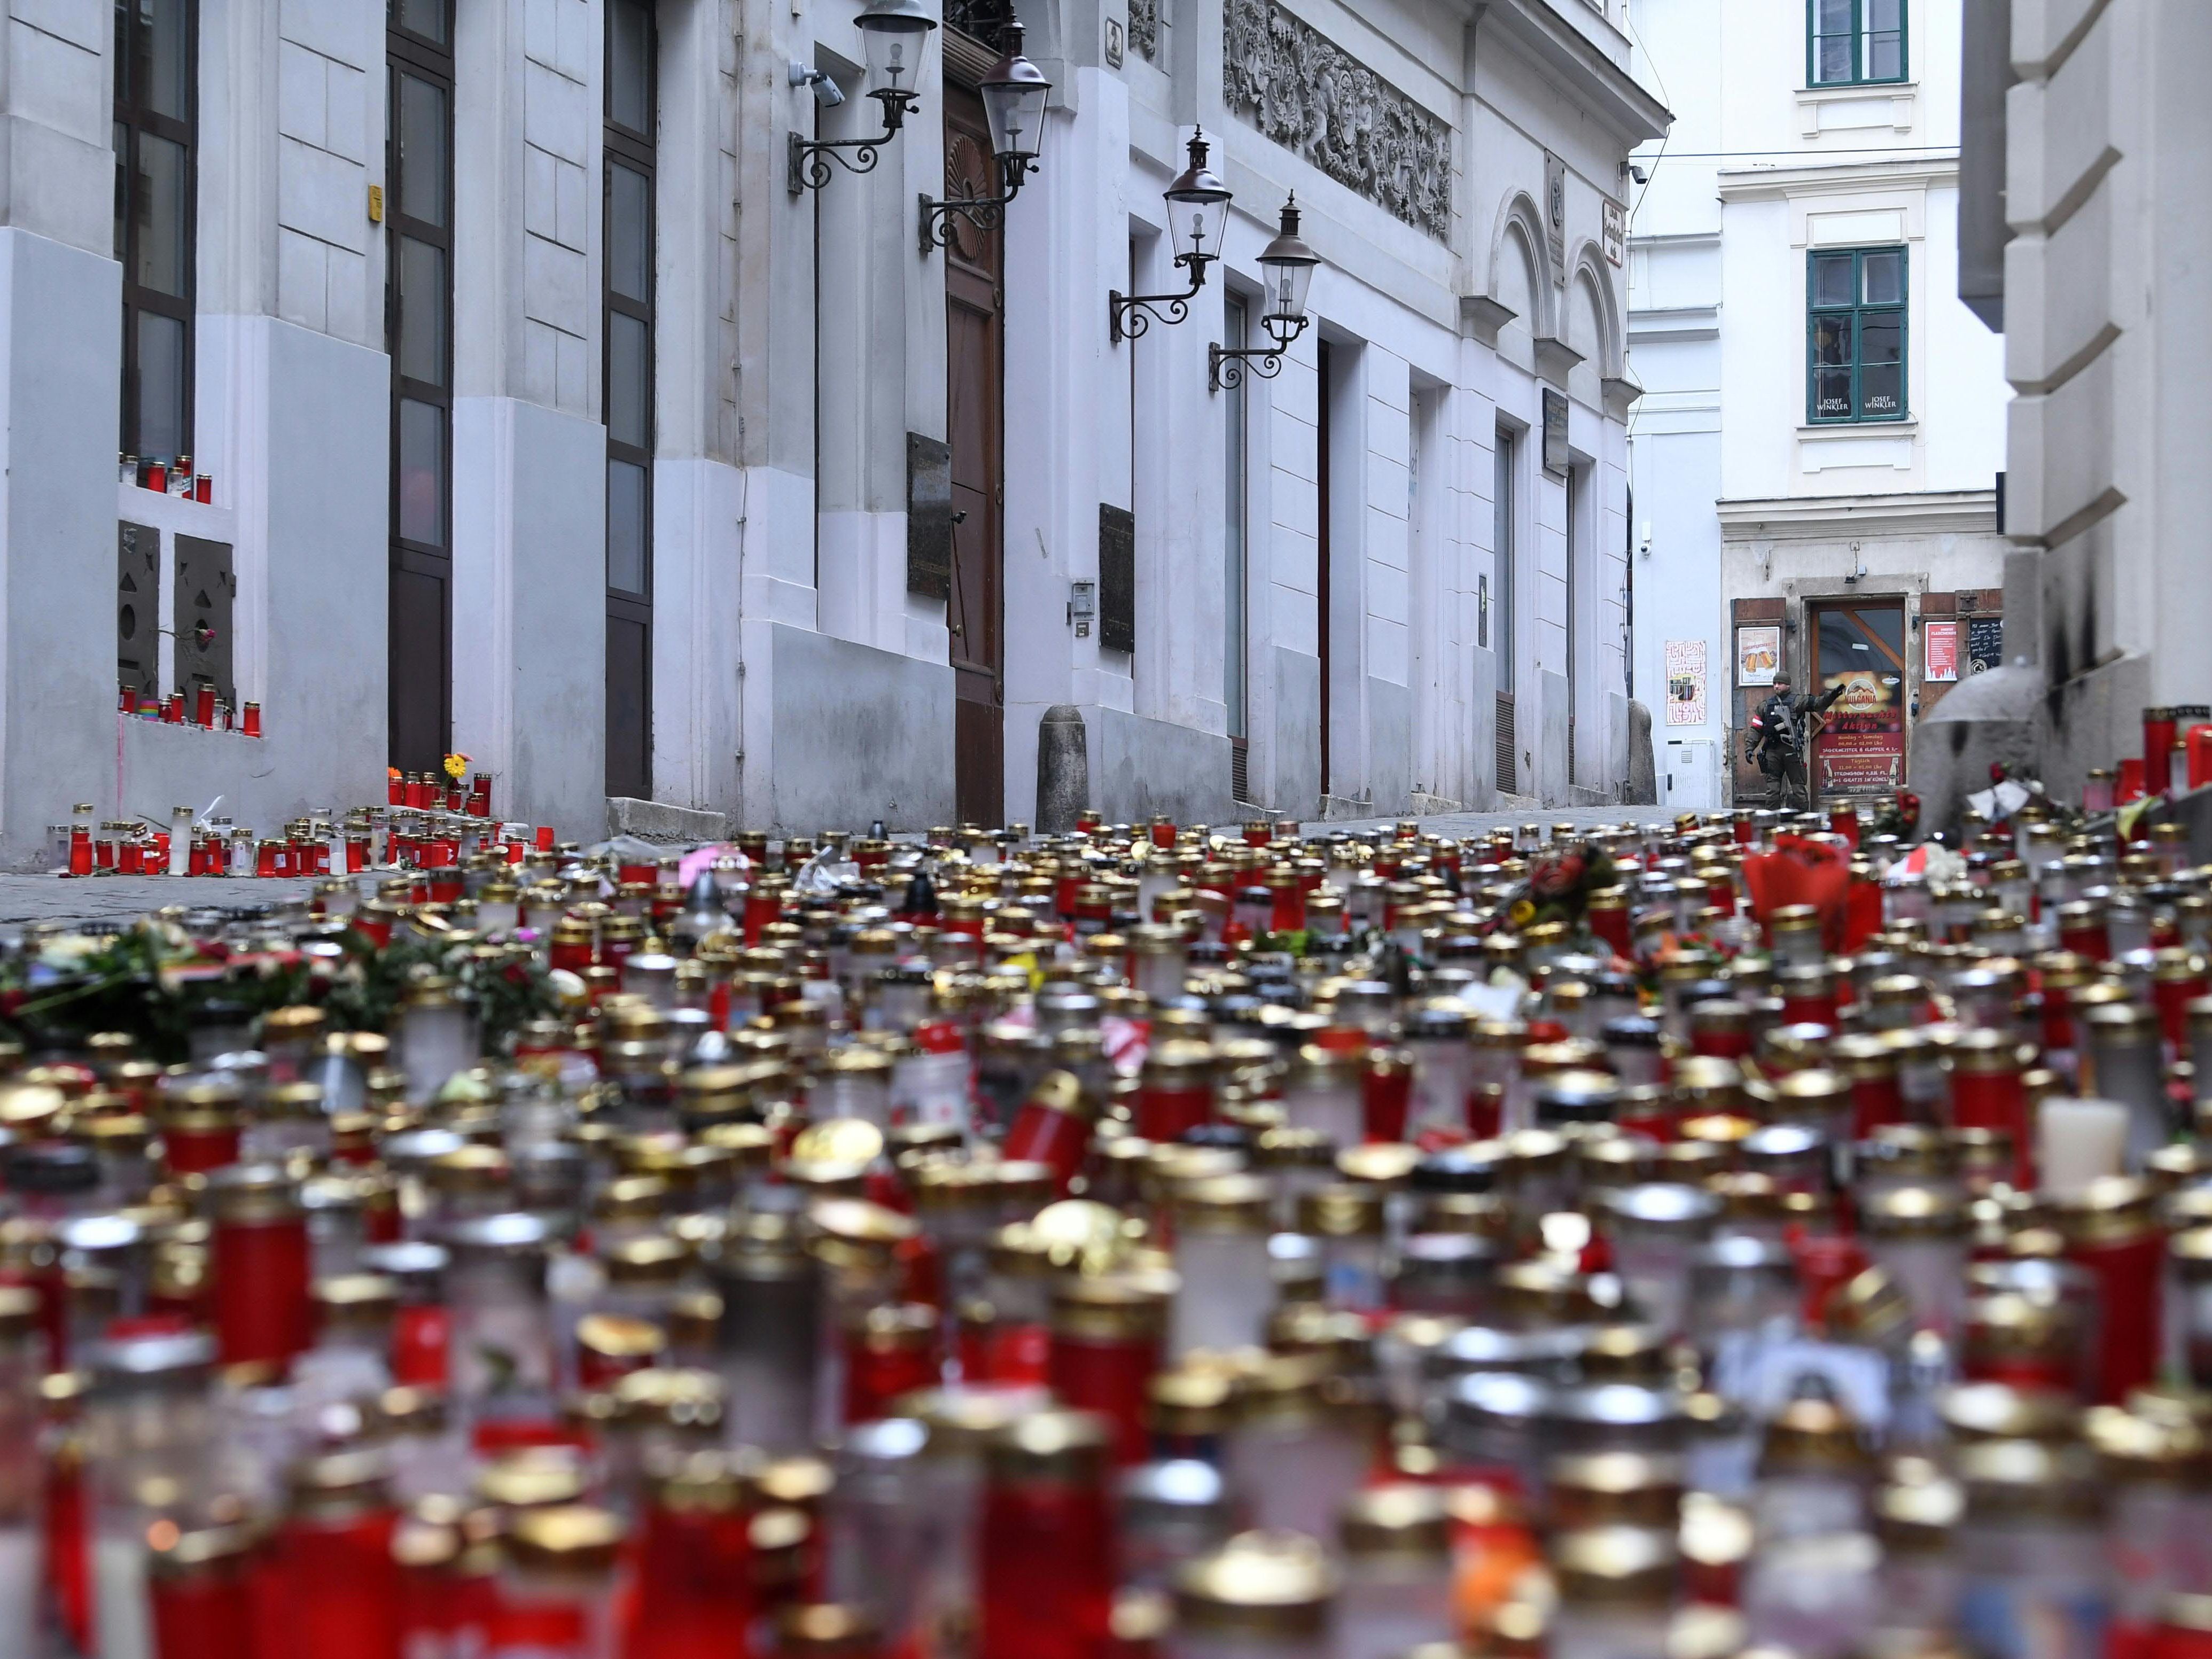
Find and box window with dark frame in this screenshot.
[604,0,656,800]
[1809,0,1906,87]
[386,0,455,772]
[115,0,197,468]
[1808,246,1908,424]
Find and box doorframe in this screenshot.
[941,57,1006,827]
[1802,590,1912,803]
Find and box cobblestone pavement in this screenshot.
[0,875,320,928]
[0,804,1658,928]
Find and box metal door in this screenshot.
[945,83,1004,826]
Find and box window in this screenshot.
[604,0,656,799]
[387,0,454,770]
[115,0,196,466]
[1809,0,1906,87]
[1808,247,1908,423]
[1224,293,1249,782]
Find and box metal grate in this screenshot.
[1496,691,1516,795]
[1231,739,1249,806]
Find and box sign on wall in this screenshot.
[1968,615,2005,674]
[1545,152,1568,286]
[1603,199,1625,267]
[1664,639,1708,726]
[1543,388,1570,477]
[1735,625,1781,687]
[1923,619,1960,683]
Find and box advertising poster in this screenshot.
[1816,670,1906,793]
[1923,619,1960,683]
[1735,625,1781,687]
[1664,640,1708,726]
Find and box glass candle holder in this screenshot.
[1859,1187,1969,1339]
[209,1163,313,1372]
[147,1523,258,1659]
[1166,1532,1337,1659]
[1167,1177,1273,1358]
[277,1450,403,1659]
[399,979,476,1107]
[494,1506,627,1659]
[1221,1359,1376,1543]
[1003,1072,1101,1196]
[976,1411,1115,1659]
[1334,1485,1455,1659]
[1139,1043,1218,1144]
[1547,1526,1678,1659]
[2081,1005,2168,1166]
[2060,1178,2166,1403]
[1600,1183,1720,1340]
[1954,1440,2109,1659]
[442,1212,556,1431]
[1048,1276,1168,1468]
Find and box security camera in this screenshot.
[790,61,845,108]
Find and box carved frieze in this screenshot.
[1130,0,1160,60]
[1221,0,1451,241]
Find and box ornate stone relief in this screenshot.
[1221,0,1452,242]
[944,0,1016,42]
[1130,0,1160,60]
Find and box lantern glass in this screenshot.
[1164,132,1232,269]
[857,0,934,98]
[1257,198,1319,329]
[982,24,1051,165]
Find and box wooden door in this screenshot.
[945,84,1004,826]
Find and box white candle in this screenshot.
[2039,1096,2128,1198]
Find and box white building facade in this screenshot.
[0,0,1662,863]
[1625,0,2010,811]
[1941,0,2212,813]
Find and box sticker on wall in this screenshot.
[1735,625,1781,687]
[1665,639,1708,726]
[1923,619,1960,683]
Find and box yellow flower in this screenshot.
[442,752,470,781]
[1508,899,1536,929]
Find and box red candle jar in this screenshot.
[278,1451,404,1659]
[841,1303,940,1425]
[1075,809,1103,836]
[241,701,261,737]
[2145,707,2179,796]
[118,681,136,713]
[1243,819,1272,848]
[1689,1000,1754,1062]
[2191,727,2212,792]
[1047,1279,1166,1467]
[1148,816,1176,848]
[210,1164,313,1370]
[150,1524,258,1659]
[2061,1178,2166,1404]
[193,683,215,727]
[1832,1037,1906,1138]
[1268,874,1307,934]
[2154,953,2209,1050]
[1949,1031,2034,1188]
[2057,901,2110,962]
[142,458,168,492]
[1828,805,1861,847]
[118,839,142,875]
[976,1411,1115,1659]
[1960,1291,2078,1392]
[1002,1073,1101,1194]
[470,773,492,817]
[1362,1049,1412,1143]
[66,811,91,876]
[1587,890,1632,959]
[1135,1045,1214,1144]
[2119,757,2147,806]
[161,690,183,723]
[630,1459,753,1659]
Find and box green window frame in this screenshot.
[1808,0,1907,87]
[1808,246,1909,425]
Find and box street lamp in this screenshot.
[918,22,1053,254]
[789,0,939,195]
[1210,196,1320,390]
[1109,130,1233,343]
